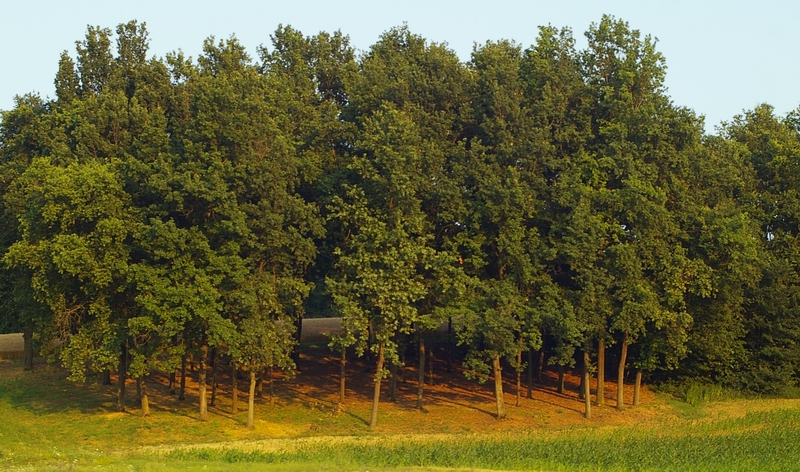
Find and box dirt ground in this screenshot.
[290,343,661,431]
[1,322,663,433]
[125,341,664,435]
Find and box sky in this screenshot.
[2,0,798,134]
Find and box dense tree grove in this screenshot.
[2,17,800,426]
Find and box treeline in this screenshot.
[1,16,799,427]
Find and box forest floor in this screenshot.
[2,344,799,470]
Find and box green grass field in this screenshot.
[2,359,799,471]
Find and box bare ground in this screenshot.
[0,324,661,435]
[124,342,663,436]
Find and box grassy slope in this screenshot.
[1,360,799,471]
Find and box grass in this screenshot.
[158,410,800,471]
[2,359,800,471]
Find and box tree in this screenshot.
[343,25,474,410]
[328,106,434,429]
[709,105,800,392]
[570,16,701,409]
[230,272,298,427]
[456,39,553,419]
[4,159,134,408]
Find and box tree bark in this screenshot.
[527,349,533,399]
[339,348,346,404]
[516,349,522,407]
[179,354,187,401]
[597,336,605,406]
[634,368,642,406]
[557,365,565,394]
[199,344,208,421]
[168,371,176,393]
[231,365,239,414]
[247,370,256,428]
[583,350,591,419]
[210,349,218,407]
[492,353,506,419]
[417,335,425,409]
[139,378,150,417]
[100,370,112,386]
[617,332,628,411]
[117,343,127,412]
[22,326,34,371]
[369,342,386,429]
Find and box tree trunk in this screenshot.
[389,362,397,402]
[256,370,263,397]
[268,364,274,407]
[399,346,405,383]
[492,353,506,419]
[168,371,176,394]
[339,348,346,404]
[232,365,239,414]
[199,344,208,421]
[446,317,453,373]
[634,368,642,406]
[537,349,545,383]
[515,349,522,407]
[579,357,585,400]
[22,326,34,371]
[583,350,591,419]
[557,365,565,394]
[417,335,425,409]
[139,378,150,417]
[597,337,605,406]
[527,349,533,399]
[247,370,256,428]
[617,332,628,411]
[117,343,127,412]
[428,346,434,386]
[369,342,386,429]
[210,349,218,407]
[179,354,187,401]
[100,370,111,386]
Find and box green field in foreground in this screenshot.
[2,360,799,471]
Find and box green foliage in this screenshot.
[327,106,434,369]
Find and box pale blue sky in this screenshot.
[2,0,798,133]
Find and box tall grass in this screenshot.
[656,379,745,406]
